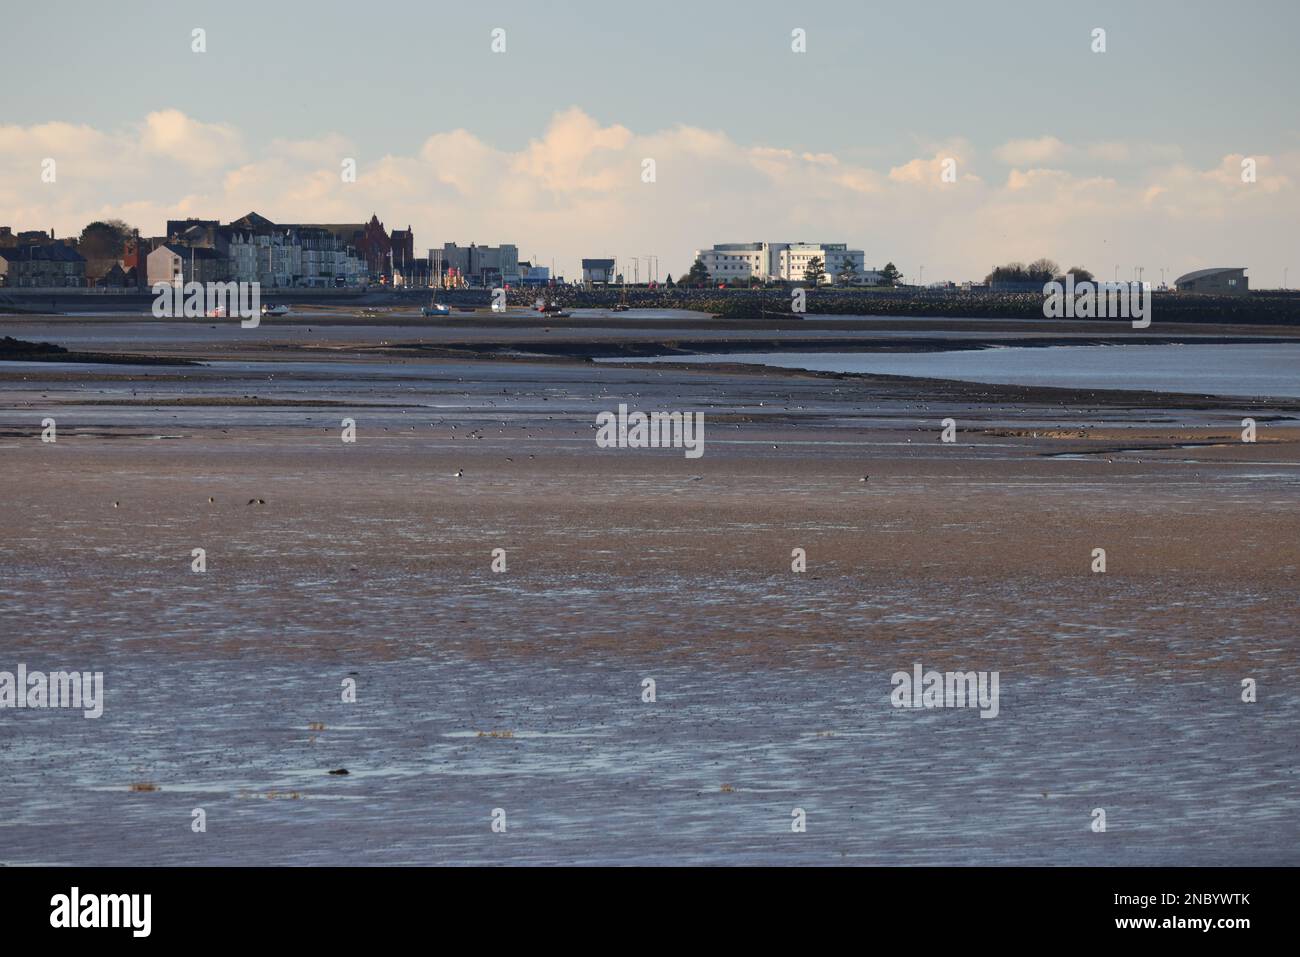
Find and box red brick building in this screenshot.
[390,226,414,270]
[356,215,392,276]
[121,233,155,287]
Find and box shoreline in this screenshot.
[4,312,1298,411]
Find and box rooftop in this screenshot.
[0,243,85,262]
[1174,267,1247,285]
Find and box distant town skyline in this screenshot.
[2,0,1298,284]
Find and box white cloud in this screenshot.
[137,109,243,172]
[889,151,980,189]
[1,109,1296,284]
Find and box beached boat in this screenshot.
[534,291,568,314]
[421,301,452,317]
[261,304,290,317]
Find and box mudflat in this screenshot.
[1,314,1296,865]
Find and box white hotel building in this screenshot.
[695,242,868,284]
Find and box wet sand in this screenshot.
[1,315,1296,865]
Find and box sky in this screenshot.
[2,0,1298,284]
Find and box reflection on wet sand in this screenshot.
[0,316,1296,865]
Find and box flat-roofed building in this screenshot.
[431,243,520,287]
[582,258,616,284]
[694,242,867,284]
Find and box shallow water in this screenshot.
[605,343,1300,399]
[2,651,1294,865]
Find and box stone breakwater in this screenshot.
[493,286,1300,324]
[7,282,1300,325]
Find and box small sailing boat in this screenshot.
[421,297,451,317]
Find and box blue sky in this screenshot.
[3,0,1298,282]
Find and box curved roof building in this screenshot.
[1174,267,1248,295]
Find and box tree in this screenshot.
[1061,266,1094,283]
[79,220,132,253]
[803,256,825,286]
[77,220,135,282]
[665,274,675,287]
[878,262,902,287]
[1026,258,1060,283]
[985,261,1027,284]
[986,258,1064,285]
[838,261,859,286]
[686,258,711,287]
